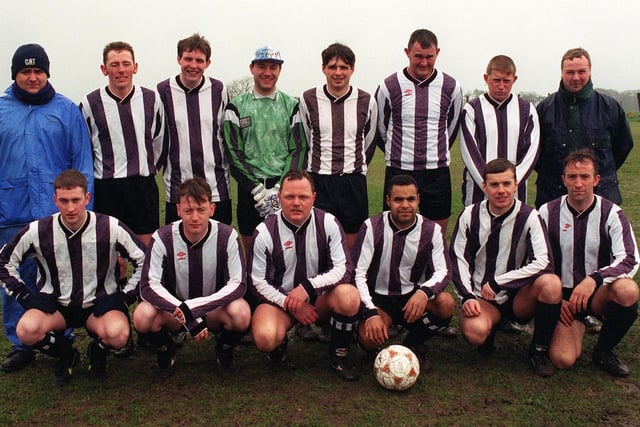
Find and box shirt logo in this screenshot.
[283,240,293,250]
[562,223,572,232]
[239,117,252,129]
[403,89,413,97]
[177,251,187,261]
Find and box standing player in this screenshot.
[459,55,539,206]
[353,174,454,370]
[224,46,306,252]
[80,41,164,248]
[539,149,639,377]
[535,48,633,208]
[158,33,231,225]
[248,170,361,381]
[0,170,145,386]
[299,42,377,251]
[0,44,94,373]
[376,29,463,234]
[133,178,250,375]
[450,159,562,377]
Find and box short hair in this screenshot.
[54,170,88,193]
[177,177,212,203]
[281,169,315,192]
[483,158,516,181]
[321,43,355,67]
[407,29,438,50]
[386,174,419,196]
[177,33,211,61]
[102,41,135,64]
[486,55,516,75]
[563,148,599,175]
[561,47,591,68]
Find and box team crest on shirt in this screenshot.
[176,251,187,261]
[403,89,413,97]
[562,223,572,232]
[239,117,252,128]
[283,240,293,250]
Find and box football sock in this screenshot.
[218,329,245,347]
[330,313,357,354]
[594,302,638,353]
[532,301,561,350]
[29,331,72,358]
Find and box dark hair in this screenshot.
[322,43,355,67]
[54,170,88,193]
[483,158,516,181]
[561,47,591,68]
[407,29,438,50]
[177,33,211,61]
[281,169,315,192]
[177,177,212,203]
[386,174,419,196]
[563,148,599,175]
[103,41,135,64]
[486,55,516,75]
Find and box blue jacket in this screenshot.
[535,80,633,207]
[0,84,94,228]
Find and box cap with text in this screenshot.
[251,46,284,64]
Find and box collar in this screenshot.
[486,199,517,221]
[12,81,56,105]
[566,195,597,218]
[403,67,438,86]
[175,75,205,94]
[178,221,212,249]
[105,85,135,104]
[281,210,312,233]
[323,85,352,103]
[559,78,594,104]
[252,88,278,100]
[58,211,91,239]
[387,212,418,235]
[484,93,513,110]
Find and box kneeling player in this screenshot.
[248,170,361,381]
[0,170,145,386]
[540,149,639,377]
[450,159,562,377]
[133,178,250,375]
[353,175,455,370]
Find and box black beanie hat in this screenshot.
[11,44,50,80]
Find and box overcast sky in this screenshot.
[1,0,639,103]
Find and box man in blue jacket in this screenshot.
[0,43,93,373]
[535,47,633,208]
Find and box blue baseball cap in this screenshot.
[251,46,284,64]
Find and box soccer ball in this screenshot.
[373,344,420,391]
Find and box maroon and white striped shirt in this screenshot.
[300,85,377,175]
[80,86,164,179]
[376,68,462,171]
[157,76,230,203]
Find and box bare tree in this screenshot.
[227,76,253,99]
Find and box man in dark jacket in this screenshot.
[535,47,633,208]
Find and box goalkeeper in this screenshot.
[223,46,307,253]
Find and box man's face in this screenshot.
[484,70,517,102]
[54,187,90,231]
[177,49,210,88]
[404,41,440,80]
[101,49,138,95]
[561,56,591,93]
[177,196,214,241]
[562,160,600,206]
[386,184,420,229]
[279,177,316,226]
[322,57,353,95]
[14,68,48,94]
[250,61,281,96]
[483,170,518,214]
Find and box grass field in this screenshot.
[1,123,640,426]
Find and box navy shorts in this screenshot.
[383,166,451,220]
[94,175,159,234]
[237,177,280,236]
[311,173,368,234]
[371,290,424,330]
[58,294,130,329]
